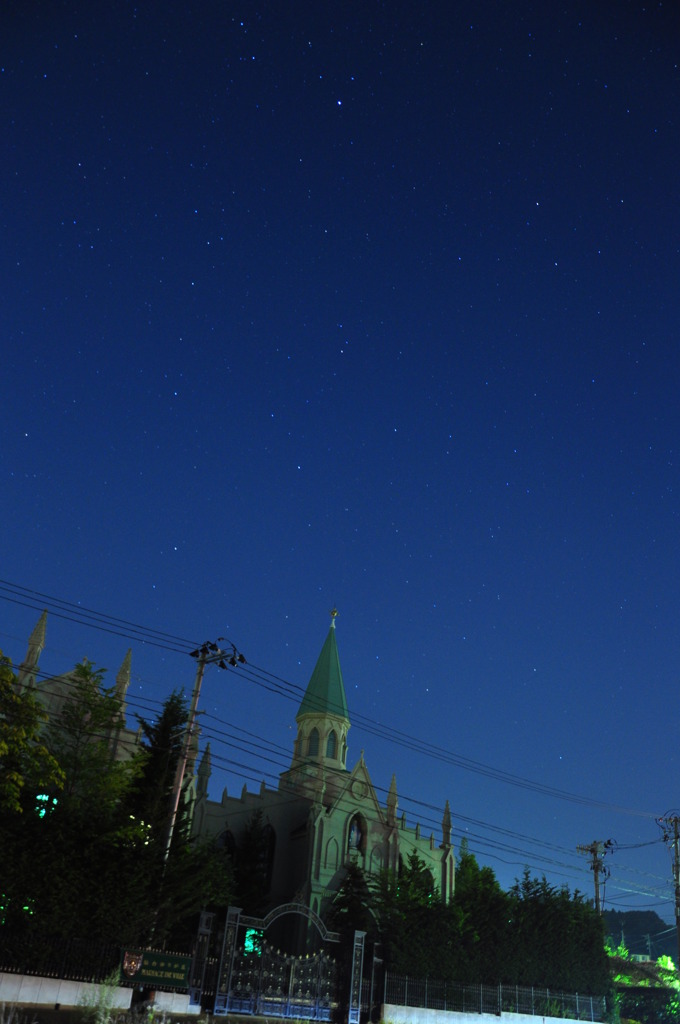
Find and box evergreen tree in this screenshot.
[327,862,376,1024]
[452,842,516,984]
[131,689,187,840]
[373,851,461,980]
[509,869,610,994]
[327,861,375,942]
[130,692,235,947]
[233,810,275,915]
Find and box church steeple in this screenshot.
[442,799,452,847]
[296,609,349,723]
[387,773,398,827]
[115,649,132,720]
[17,610,47,694]
[281,610,351,801]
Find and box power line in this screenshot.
[2,577,672,898]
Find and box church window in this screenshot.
[217,830,236,857]
[308,728,319,756]
[325,837,339,871]
[370,846,383,874]
[348,814,365,854]
[326,730,337,758]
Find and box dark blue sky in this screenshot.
[2,0,679,936]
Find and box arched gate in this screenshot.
[211,904,365,1022]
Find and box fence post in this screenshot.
[347,930,365,1024]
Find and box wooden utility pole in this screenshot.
[163,638,245,865]
[658,814,680,969]
[576,839,614,914]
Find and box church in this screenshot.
[192,611,455,922]
[13,608,455,925]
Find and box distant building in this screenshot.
[192,611,455,926]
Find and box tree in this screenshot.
[509,869,610,994]
[0,652,63,814]
[372,851,461,980]
[130,689,187,840]
[44,660,133,815]
[327,863,376,1024]
[233,810,275,915]
[1,660,146,944]
[126,692,235,947]
[452,841,516,984]
[327,861,375,942]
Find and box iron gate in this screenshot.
[220,938,337,1019]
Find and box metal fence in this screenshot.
[384,973,608,1021]
[0,934,189,993]
[0,934,123,984]
[0,934,608,1022]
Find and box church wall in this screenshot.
[195,783,315,908]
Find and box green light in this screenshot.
[35,793,58,818]
[244,928,263,956]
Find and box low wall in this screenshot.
[0,973,199,1015]
[382,1003,585,1024]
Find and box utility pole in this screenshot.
[162,638,246,866]
[658,813,680,969]
[576,839,614,914]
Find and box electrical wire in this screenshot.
[3,577,674,904]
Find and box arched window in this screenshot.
[308,728,319,756]
[261,824,276,891]
[326,729,337,758]
[217,830,236,857]
[348,814,365,854]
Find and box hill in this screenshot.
[602,910,676,960]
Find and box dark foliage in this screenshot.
[327,862,376,1024]
[616,985,680,1024]
[452,843,515,983]
[508,869,610,994]
[0,670,233,953]
[232,809,275,915]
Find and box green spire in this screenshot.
[297,610,349,722]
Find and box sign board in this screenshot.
[120,949,191,989]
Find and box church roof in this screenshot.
[297,616,349,723]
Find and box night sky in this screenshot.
[2,1,679,938]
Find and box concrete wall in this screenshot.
[382,1003,586,1024]
[0,973,199,1015]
